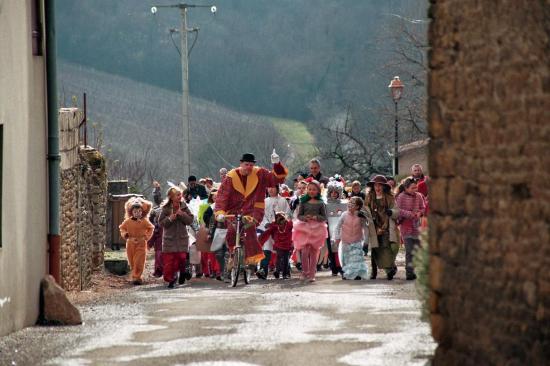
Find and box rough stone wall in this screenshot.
[59,109,107,291]
[428,1,549,365]
[60,166,80,290]
[81,148,108,268]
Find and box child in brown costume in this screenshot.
[119,197,155,285]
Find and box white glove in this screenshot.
[271,149,280,164]
[216,214,225,222]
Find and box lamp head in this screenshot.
[211,5,217,14]
[151,6,158,14]
[388,76,404,101]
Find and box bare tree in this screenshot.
[317,105,391,181]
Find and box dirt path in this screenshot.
[0,256,435,366]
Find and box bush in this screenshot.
[413,230,430,322]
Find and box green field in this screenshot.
[270,117,317,174]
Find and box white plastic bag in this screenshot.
[189,243,201,264]
[211,228,228,252]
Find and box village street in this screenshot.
[0,254,435,366]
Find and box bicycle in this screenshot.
[220,214,256,287]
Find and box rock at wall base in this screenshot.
[39,275,82,326]
[104,259,129,276]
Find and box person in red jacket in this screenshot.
[258,212,294,279]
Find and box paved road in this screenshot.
[1,261,435,366]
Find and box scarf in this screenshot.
[299,193,322,204]
[366,191,394,233]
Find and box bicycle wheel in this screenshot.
[231,248,242,287]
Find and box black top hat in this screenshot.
[240,153,256,163]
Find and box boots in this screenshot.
[387,266,397,280]
[370,256,378,279]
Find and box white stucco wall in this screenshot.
[0,0,49,336]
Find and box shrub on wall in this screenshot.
[414,230,430,322]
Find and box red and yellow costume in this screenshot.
[215,163,288,264]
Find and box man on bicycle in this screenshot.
[215,150,288,265]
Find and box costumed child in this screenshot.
[292,180,328,282]
[290,180,307,271]
[158,186,195,288]
[334,196,369,280]
[364,175,400,280]
[325,178,348,276]
[396,178,426,280]
[258,212,294,279]
[119,197,155,285]
[318,174,345,271]
[199,191,222,280]
[257,185,290,280]
[147,187,164,277]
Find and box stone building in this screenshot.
[428,1,549,365]
[0,0,50,336]
[0,1,107,335]
[398,139,429,176]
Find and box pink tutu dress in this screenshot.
[292,220,328,250]
[292,200,328,250]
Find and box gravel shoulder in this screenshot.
[0,253,435,366]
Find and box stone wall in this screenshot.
[59,109,107,291]
[427,1,549,365]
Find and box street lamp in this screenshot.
[151,3,216,180]
[388,76,404,176]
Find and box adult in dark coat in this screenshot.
[186,175,208,200]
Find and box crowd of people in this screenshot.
[119,152,429,288]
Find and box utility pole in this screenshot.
[151,4,216,180]
[180,6,191,180]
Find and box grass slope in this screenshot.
[58,61,312,186]
[270,117,316,175]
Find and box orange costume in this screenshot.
[215,162,288,264]
[119,198,155,282]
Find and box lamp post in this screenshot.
[388,76,404,176]
[151,4,216,180]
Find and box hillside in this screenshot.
[58,61,314,190]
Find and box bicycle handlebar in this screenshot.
[219,214,257,224]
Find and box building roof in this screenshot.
[398,138,430,155]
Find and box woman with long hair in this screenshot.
[364,175,401,280]
[158,186,194,288]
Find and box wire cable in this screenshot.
[188,29,199,57]
[169,30,181,56]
